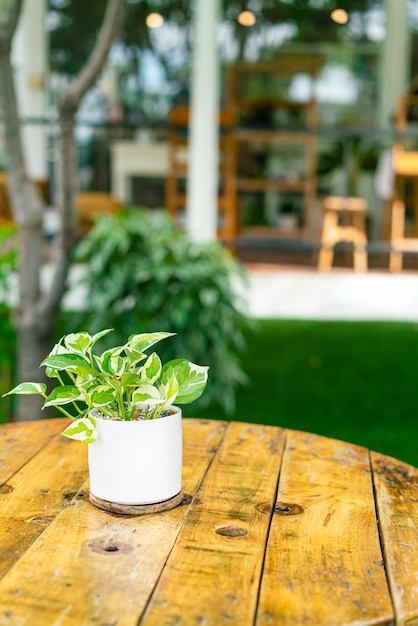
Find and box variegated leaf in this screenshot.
[48,342,67,357]
[120,373,143,387]
[44,385,83,408]
[90,328,113,348]
[63,332,92,355]
[162,359,208,404]
[90,386,116,407]
[41,353,91,371]
[128,332,175,354]
[101,352,127,376]
[140,352,162,384]
[61,416,97,443]
[96,344,124,368]
[124,346,146,367]
[2,382,46,397]
[132,385,164,405]
[159,373,179,408]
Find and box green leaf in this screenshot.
[41,353,91,371]
[44,385,83,408]
[90,328,114,348]
[140,352,162,384]
[124,346,146,368]
[89,386,116,407]
[128,332,175,354]
[101,353,127,376]
[43,344,67,378]
[159,373,179,408]
[48,342,67,357]
[96,344,124,365]
[45,367,60,380]
[120,373,143,387]
[2,382,46,397]
[74,370,95,386]
[162,359,209,404]
[63,332,92,355]
[132,385,164,405]
[61,416,97,444]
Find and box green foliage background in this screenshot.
[0,215,416,467]
[71,208,249,414]
[190,319,418,467]
[1,313,417,467]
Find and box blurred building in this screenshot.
[2,0,418,269]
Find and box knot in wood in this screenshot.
[256,502,272,514]
[256,501,304,516]
[88,538,134,555]
[0,483,13,494]
[275,502,304,516]
[215,525,248,538]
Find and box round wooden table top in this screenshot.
[0,417,417,625]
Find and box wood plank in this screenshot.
[257,430,394,626]
[236,179,307,192]
[141,421,286,626]
[234,129,314,142]
[0,418,67,484]
[0,432,88,579]
[371,451,418,626]
[0,419,227,626]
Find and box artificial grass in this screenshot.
[2,315,418,467]
[184,319,418,468]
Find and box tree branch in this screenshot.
[43,0,127,322]
[59,0,127,111]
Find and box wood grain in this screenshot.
[0,418,67,484]
[257,430,394,626]
[0,432,88,579]
[372,451,418,626]
[0,418,417,625]
[0,419,227,626]
[142,421,286,626]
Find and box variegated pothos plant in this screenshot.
[4,330,208,443]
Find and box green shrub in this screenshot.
[0,224,18,422]
[72,208,250,413]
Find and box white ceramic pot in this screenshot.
[88,407,182,505]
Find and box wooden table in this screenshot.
[0,418,417,625]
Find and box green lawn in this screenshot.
[184,319,418,467]
[2,316,418,467]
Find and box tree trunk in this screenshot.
[0,0,127,421]
[0,2,50,420]
[16,328,53,420]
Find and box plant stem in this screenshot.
[54,405,78,420]
[116,390,127,420]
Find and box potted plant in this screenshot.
[4,329,208,514]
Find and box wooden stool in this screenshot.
[386,94,418,271]
[388,149,418,272]
[318,196,368,271]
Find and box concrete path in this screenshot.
[237,265,418,322]
[57,263,418,322]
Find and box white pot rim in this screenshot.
[90,404,181,424]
